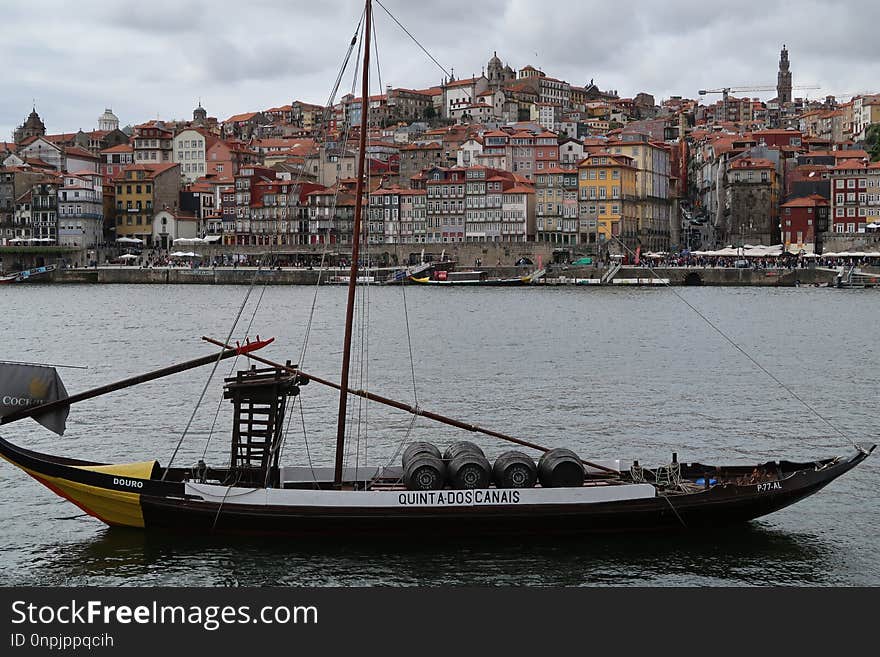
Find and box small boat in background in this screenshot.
[0,264,56,285]
[410,268,545,286]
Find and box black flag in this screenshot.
[0,363,69,435]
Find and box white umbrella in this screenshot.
[116,237,143,244]
[169,251,198,257]
[118,254,138,260]
[173,238,205,245]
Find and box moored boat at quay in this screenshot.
[0,0,873,540]
[0,264,56,284]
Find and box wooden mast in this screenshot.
[334,0,372,487]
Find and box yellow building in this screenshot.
[577,152,638,253]
[114,163,180,244]
[608,136,672,252]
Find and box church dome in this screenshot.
[488,51,502,67]
[98,108,119,131]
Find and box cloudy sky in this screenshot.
[3,0,878,140]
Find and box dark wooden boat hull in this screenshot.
[0,435,873,537]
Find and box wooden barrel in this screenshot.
[492,451,538,489]
[443,440,485,462]
[401,441,442,468]
[447,453,492,490]
[537,448,585,488]
[403,455,446,491]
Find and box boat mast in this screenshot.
[334,0,372,487]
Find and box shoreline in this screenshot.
[18,265,847,287]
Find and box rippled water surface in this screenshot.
[0,283,877,586]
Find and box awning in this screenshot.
[116,237,143,244]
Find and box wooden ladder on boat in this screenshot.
[224,366,298,483]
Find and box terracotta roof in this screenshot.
[400,142,442,151]
[17,135,57,149]
[729,157,775,170]
[505,185,535,194]
[225,112,260,123]
[445,77,483,88]
[121,162,179,177]
[832,159,869,171]
[65,146,99,159]
[100,144,134,154]
[781,194,829,208]
[753,129,802,135]
[44,133,77,143]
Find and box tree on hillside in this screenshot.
[866,124,880,162]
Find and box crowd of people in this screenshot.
[639,254,880,270]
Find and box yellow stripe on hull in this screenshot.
[0,454,148,528]
[37,471,145,528]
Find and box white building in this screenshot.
[450,102,494,124]
[57,173,103,247]
[173,128,216,183]
[456,137,484,168]
[558,138,586,167]
[17,137,63,170]
[152,209,198,249]
[442,76,489,119]
[501,185,535,242]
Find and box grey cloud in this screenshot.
[2,0,879,139]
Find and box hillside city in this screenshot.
[2,46,880,266]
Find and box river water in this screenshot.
[0,283,877,586]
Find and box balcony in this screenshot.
[59,212,103,220]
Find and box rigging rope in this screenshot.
[608,235,861,453]
[375,0,452,81]
[201,284,268,463]
[161,267,265,479]
[297,15,368,487]
[299,15,365,371]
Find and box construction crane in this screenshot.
[699,85,821,121]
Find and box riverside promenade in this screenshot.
[47,264,843,286]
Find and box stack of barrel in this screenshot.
[402,441,586,492]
